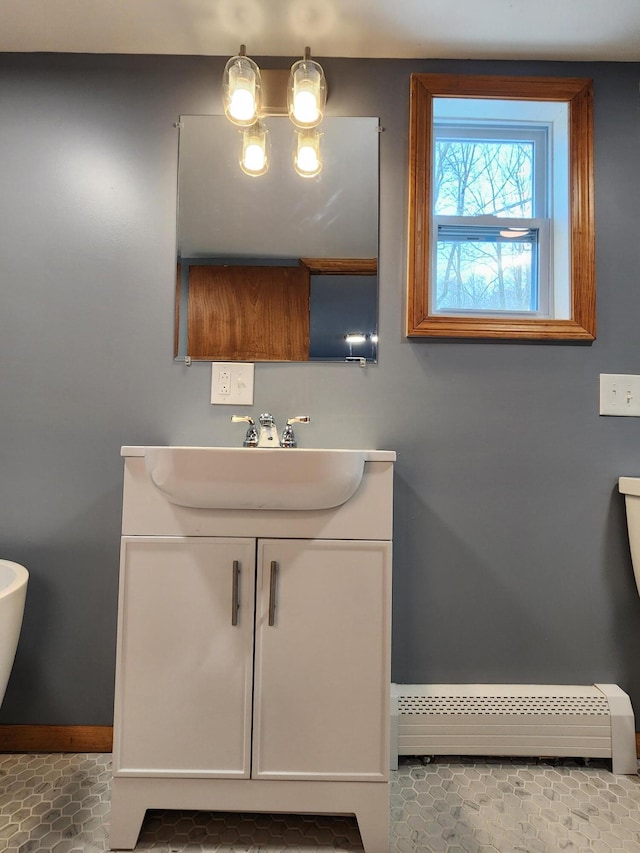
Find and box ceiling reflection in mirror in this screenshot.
[175,115,379,363]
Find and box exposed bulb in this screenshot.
[243,142,266,173]
[229,86,256,123]
[294,128,322,178]
[223,49,262,127]
[288,51,326,129]
[297,144,319,173]
[293,89,320,125]
[240,121,269,177]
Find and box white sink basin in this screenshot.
[140,446,382,510]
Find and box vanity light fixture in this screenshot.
[222,45,262,126]
[294,127,323,178]
[223,45,327,177]
[288,47,327,128]
[240,120,270,176]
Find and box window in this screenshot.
[407,75,595,340]
[433,116,551,315]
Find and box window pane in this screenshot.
[434,138,534,218]
[435,229,538,313]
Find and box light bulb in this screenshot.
[293,89,320,125]
[297,144,319,172]
[239,121,269,177]
[294,128,322,178]
[229,86,256,123]
[243,142,266,173]
[223,50,262,127]
[288,53,326,129]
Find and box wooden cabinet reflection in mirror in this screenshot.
[406,74,595,341]
[176,258,377,362]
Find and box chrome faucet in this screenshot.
[231,415,258,447]
[257,413,279,447]
[280,416,310,448]
[232,413,310,448]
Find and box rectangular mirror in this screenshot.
[175,115,380,363]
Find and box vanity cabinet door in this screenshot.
[114,536,256,779]
[252,539,392,781]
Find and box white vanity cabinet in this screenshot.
[116,537,256,779]
[253,538,390,781]
[110,447,395,853]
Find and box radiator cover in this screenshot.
[390,683,637,775]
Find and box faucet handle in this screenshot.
[280,415,310,448]
[231,415,258,448]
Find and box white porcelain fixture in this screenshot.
[111,446,395,852]
[127,445,394,511]
[619,477,640,594]
[0,560,28,707]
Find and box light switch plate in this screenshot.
[599,373,640,416]
[211,362,254,406]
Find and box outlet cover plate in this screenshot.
[211,362,254,406]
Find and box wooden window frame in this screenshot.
[407,74,595,341]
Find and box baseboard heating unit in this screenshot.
[390,683,637,775]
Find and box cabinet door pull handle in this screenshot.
[268,561,278,626]
[231,560,240,626]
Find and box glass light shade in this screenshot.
[240,121,270,177]
[293,128,322,178]
[288,58,326,128]
[223,54,262,127]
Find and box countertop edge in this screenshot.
[121,446,396,462]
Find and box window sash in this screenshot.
[433,122,549,222]
[431,216,551,317]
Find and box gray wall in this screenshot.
[1,54,640,726]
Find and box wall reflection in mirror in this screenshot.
[175,115,379,363]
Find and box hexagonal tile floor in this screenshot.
[1,753,640,851]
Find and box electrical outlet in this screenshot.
[211,362,254,406]
[218,369,231,395]
[600,374,640,416]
